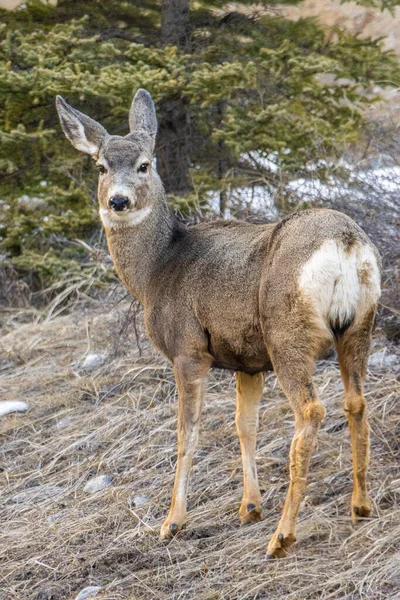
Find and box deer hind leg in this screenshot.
[160,355,210,539]
[263,325,327,558]
[336,306,377,523]
[236,371,264,524]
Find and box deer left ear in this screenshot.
[56,96,108,156]
[129,89,157,151]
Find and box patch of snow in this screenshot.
[17,195,46,210]
[358,166,400,193]
[231,185,277,215]
[245,151,280,173]
[0,401,28,417]
[205,185,277,219]
[287,176,359,203]
[205,190,222,214]
[288,165,400,208]
[205,163,400,223]
[84,475,112,494]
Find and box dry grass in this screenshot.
[0,299,399,600]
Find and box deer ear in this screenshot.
[129,89,157,147]
[56,96,107,156]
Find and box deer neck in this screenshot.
[103,194,182,304]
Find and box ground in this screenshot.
[0,297,399,600]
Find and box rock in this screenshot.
[83,475,112,493]
[0,401,28,417]
[130,495,148,507]
[74,587,102,600]
[369,349,398,370]
[81,353,106,370]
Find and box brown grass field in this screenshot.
[1,296,399,600]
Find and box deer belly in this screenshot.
[207,323,272,374]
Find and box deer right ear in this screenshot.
[129,89,157,147]
[56,96,107,156]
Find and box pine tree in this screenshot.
[0,0,399,293]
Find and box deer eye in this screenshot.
[138,163,149,173]
[98,165,106,175]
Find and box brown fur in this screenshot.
[56,90,382,557]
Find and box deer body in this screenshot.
[106,205,379,373]
[107,212,272,373]
[57,90,381,558]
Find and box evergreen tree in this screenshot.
[0,0,398,293]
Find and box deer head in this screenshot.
[56,89,160,228]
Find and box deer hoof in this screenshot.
[351,492,372,523]
[239,502,262,524]
[266,532,296,558]
[351,503,371,524]
[160,519,187,540]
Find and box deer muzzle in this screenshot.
[108,196,131,212]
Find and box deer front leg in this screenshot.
[160,355,209,539]
[236,371,264,524]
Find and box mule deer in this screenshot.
[56,90,381,557]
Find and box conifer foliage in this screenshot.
[0,0,398,291]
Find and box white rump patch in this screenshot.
[299,239,380,330]
[100,206,152,229]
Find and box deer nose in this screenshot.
[109,196,130,212]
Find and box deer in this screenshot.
[56,89,381,558]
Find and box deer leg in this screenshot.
[236,371,264,524]
[160,355,209,539]
[264,347,325,558]
[336,308,376,523]
[342,385,371,522]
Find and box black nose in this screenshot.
[109,196,130,211]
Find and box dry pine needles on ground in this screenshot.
[0,300,399,600]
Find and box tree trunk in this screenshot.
[157,0,191,195]
[161,0,189,47]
